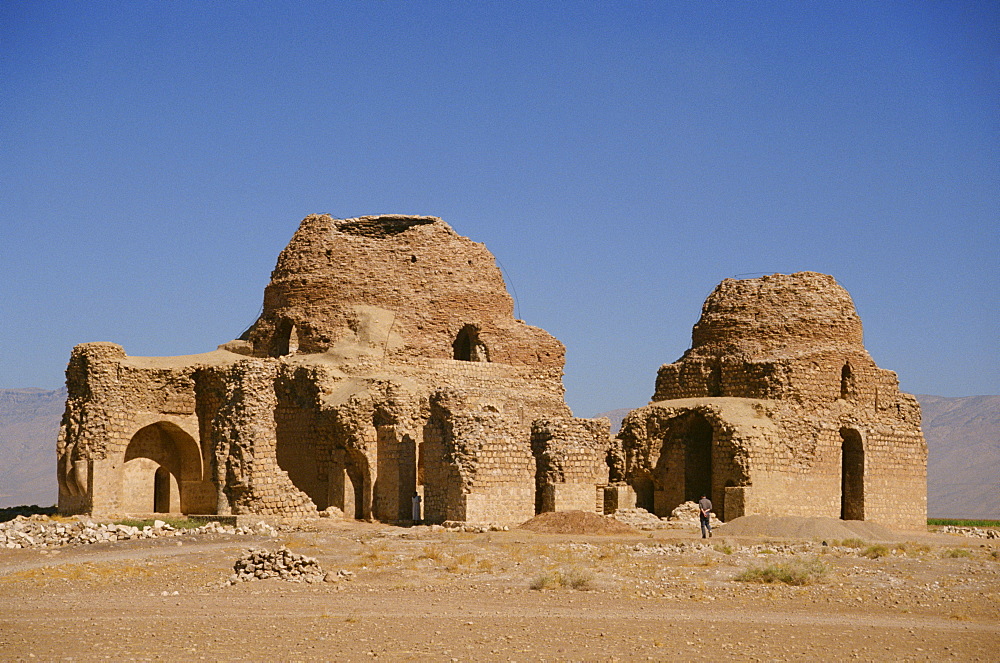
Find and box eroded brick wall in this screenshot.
[623,272,927,529]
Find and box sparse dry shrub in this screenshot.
[445,551,478,573]
[530,570,561,590]
[892,542,930,557]
[942,548,972,559]
[502,543,525,564]
[840,538,866,549]
[713,543,734,555]
[419,544,444,562]
[734,558,827,586]
[862,544,890,559]
[594,544,624,563]
[529,567,594,591]
[360,542,390,567]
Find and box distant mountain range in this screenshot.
[0,388,995,519]
[0,388,66,508]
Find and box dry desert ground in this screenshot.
[1,514,998,661]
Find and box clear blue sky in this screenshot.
[2,1,997,417]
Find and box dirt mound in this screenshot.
[518,511,640,535]
[715,515,898,541]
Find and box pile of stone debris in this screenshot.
[939,525,999,539]
[227,546,352,585]
[441,521,510,533]
[0,514,278,549]
[610,501,721,531]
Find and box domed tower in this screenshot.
[59,213,609,527]
[240,214,564,375]
[654,272,888,405]
[619,272,926,529]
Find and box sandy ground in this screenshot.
[1,518,998,661]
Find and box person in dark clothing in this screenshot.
[698,495,713,538]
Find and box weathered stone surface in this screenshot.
[57,215,593,525]
[620,272,927,530]
[55,223,925,531]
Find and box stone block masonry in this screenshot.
[56,217,926,530]
[58,215,596,524]
[620,272,927,530]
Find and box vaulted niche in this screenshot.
[453,324,489,362]
[272,319,299,357]
[841,427,865,520]
[840,362,855,400]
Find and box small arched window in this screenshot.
[453,324,489,362]
[273,320,299,357]
[840,362,855,400]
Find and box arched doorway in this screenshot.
[453,324,489,362]
[684,416,713,503]
[153,467,171,513]
[122,422,206,514]
[632,471,654,512]
[272,319,299,357]
[841,427,864,520]
[328,447,370,520]
[645,411,714,517]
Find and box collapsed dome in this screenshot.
[690,272,864,358]
[243,214,565,369]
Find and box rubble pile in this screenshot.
[609,508,671,530]
[228,546,337,584]
[441,521,509,533]
[0,515,278,549]
[608,502,721,531]
[668,501,721,525]
[940,525,999,539]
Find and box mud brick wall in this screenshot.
[623,272,927,529]
[209,360,317,517]
[531,417,611,513]
[246,215,566,371]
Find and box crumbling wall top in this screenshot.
[689,272,864,359]
[245,214,565,370]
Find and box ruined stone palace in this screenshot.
[619,272,927,529]
[57,215,608,523]
[57,215,926,528]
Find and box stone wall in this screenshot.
[621,272,927,530]
[531,417,611,513]
[58,215,593,525]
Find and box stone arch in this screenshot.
[840,361,855,400]
[841,427,865,520]
[122,422,205,514]
[642,411,715,517]
[453,324,489,362]
[328,447,371,520]
[272,319,299,357]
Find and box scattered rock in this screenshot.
[939,525,999,539]
[442,521,509,533]
[229,546,325,584]
[0,517,281,549]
